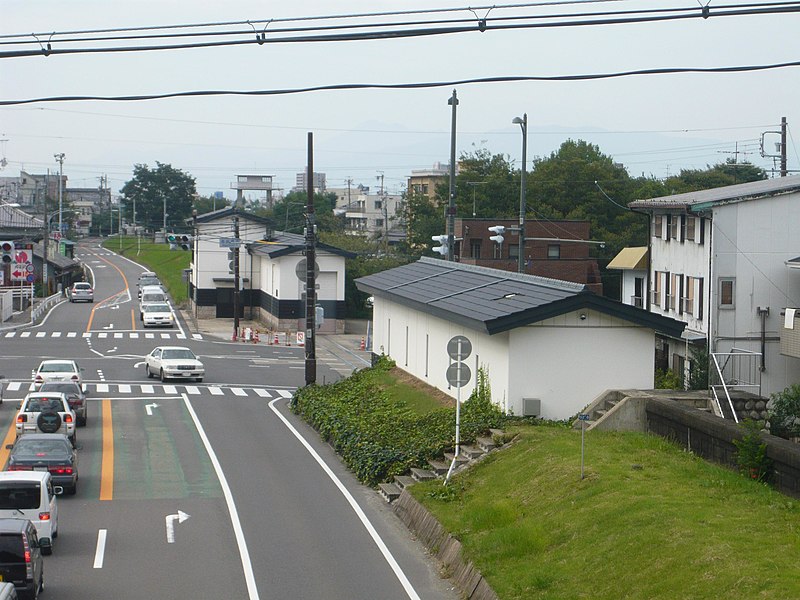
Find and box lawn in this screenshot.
[411,425,800,600]
[102,236,191,304]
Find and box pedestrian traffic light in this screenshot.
[0,241,13,263]
[488,226,506,245]
[431,234,449,256]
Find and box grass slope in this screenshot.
[103,237,190,303]
[411,425,800,600]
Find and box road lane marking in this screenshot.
[209,387,224,396]
[7,382,22,391]
[141,385,155,394]
[118,384,131,394]
[0,419,18,469]
[67,332,77,338]
[100,398,114,501]
[253,388,272,398]
[114,332,123,339]
[93,529,107,568]
[52,332,61,338]
[231,388,247,397]
[131,308,135,331]
[20,332,30,338]
[268,398,421,600]
[185,386,200,395]
[277,390,293,398]
[182,394,259,600]
[96,384,109,393]
[163,385,178,394]
[165,510,190,543]
[88,254,133,334]
[4,332,14,338]
[35,332,45,338]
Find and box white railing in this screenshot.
[709,348,763,423]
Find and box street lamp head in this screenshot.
[512,116,524,125]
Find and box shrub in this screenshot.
[768,383,800,439]
[733,419,772,483]
[655,368,683,390]
[688,345,709,390]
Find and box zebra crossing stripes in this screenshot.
[3,331,204,341]
[209,387,224,396]
[1,381,293,399]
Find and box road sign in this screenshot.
[218,238,241,248]
[295,258,320,281]
[26,274,34,283]
[25,264,34,273]
[446,362,471,388]
[578,413,590,421]
[447,335,472,361]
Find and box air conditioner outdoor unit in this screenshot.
[522,398,541,417]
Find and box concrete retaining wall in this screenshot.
[393,490,498,600]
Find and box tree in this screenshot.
[268,191,337,234]
[120,162,197,231]
[400,190,444,255]
[194,194,230,216]
[663,159,766,193]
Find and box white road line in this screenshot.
[160,333,170,339]
[93,529,107,569]
[277,389,293,399]
[35,332,46,338]
[114,333,123,339]
[252,388,272,398]
[52,332,62,338]
[82,332,91,338]
[163,385,178,394]
[183,394,259,600]
[176,334,186,339]
[118,384,131,394]
[4,332,14,338]
[130,333,139,339]
[20,332,30,338]
[209,387,224,396]
[96,384,109,393]
[185,386,200,395]
[141,385,155,394]
[145,333,154,339]
[99,333,108,339]
[231,388,247,397]
[268,399,421,600]
[7,382,22,391]
[67,332,77,338]
[192,333,203,340]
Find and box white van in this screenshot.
[139,288,168,320]
[0,473,61,555]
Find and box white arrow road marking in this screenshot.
[107,347,117,353]
[93,529,107,568]
[145,402,159,416]
[111,304,119,310]
[103,324,114,330]
[134,361,145,369]
[165,510,190,543]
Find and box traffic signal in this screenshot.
[488,226,506,245]
[179,235,192,251]
[0,241,13,263]
[431,234,449,256]
[227,250,235,274]
[166,233,178,250]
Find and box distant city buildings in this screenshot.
[294,169,326,193]
[407,161,449,201]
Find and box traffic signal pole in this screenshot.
[233,215,240,337]
[305,132,317,386]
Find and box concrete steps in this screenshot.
[378,482,401,503]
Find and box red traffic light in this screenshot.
[0,241,13,252]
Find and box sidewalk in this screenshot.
[0,294,64,331]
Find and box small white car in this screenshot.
[16,392,77,445]
[145,346,204,382]
[68,281,94,303]
[33,359,83,390]
[142,303,174,328]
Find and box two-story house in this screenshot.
[624,176,800,399]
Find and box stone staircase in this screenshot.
[377,430,505,504]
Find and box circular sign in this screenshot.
[446,362,471,388]
[25,264,34,273]
[15,251,29,262]
[26,274,35,282]
[295,258,320,281]
[447,335,472,361]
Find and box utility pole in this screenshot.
[40,178,48,296]
[54,153,65,237]
[513,113,528,274]
[233,215,240,337]
[377,171,388,253]
[447,90,458,262]
[305,132,317,386]
[781,117,788,177]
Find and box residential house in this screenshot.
[407,162,449,201]
[356,257,684,420]
[627,176,800,399]
[188,207,352,333]
[455,218,603,293]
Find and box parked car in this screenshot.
[138,288,168,320]
[5,434,78,496]
[67,282,93,303]
[32,360,82,390]
[141,303,174,328]
[0,519,44,598]
[0,472,62,556]
[145,346,204,382]
[15,393,76,446]
[36,382,87,426]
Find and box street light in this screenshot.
[54,153,65,236]
[512,114,527,273]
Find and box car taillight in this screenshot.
[50,466,73,475]
[24,549,31,563]
[71,375,79,382]
[71,398,83,406]
[8,465,32,471]
[39,512,50,521]
[64,414,73,423]
[16,414,27,423]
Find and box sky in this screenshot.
[1,0,799,202]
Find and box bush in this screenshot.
[655,368,683,390]
[768,383,800,439]
[733,419,772,483]
[688,345,709,390]
[290,356,505,486]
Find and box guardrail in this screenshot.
[31,293,63,322]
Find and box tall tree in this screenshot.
[400,190,444,255]
[194,194,231,216]
[268,190,337,234]
[120,162,197,231]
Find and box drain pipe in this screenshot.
[757,306,769,372]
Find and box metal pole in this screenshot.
[41,177,48,297]
[581,419,586,480]
[163,194,167,231]
[233,215,240,337]
[305,132,317,386]
[781,116,788,177]
[54,153,65,237]
[514,114,528,274]
[447,90,458,262]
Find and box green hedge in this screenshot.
[290,357,504,486]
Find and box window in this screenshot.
[651,271,662,306]
[679,215,686,242]
[720,278,735,308]
[686,216,696,241]
[664,271,671,310]
[375,219,384,227]
[547,244,560,259]
[654,214,663,239]
[699,218,706,245]
[238,175,247,182]
[670,215,679,240]
[470,239,482,258]
[509,244,520,260]
[698,278,704,320]
[374,200,382,210]
[667,273,679,311]
[672,354,686,385]
[683,276,694,315]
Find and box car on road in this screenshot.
[36,382,87,426]
[141,302,174,328]
[0,472,61,557]
[137,276,162,298]
[137,271,157,283]
[32,359,82,390]
[67,281,93,303]
[139,287,168,319]
[5,434,78,496]
[0,518,44,598]
[145,346,204,382]
[15,393,76,446]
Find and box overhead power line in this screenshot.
[2,60,800,106]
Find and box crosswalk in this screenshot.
[2,381,294,399]
[3,331,203,341]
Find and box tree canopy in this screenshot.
[120,162,197,231]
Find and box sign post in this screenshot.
[578,413,590,480]
[444,335,472,485]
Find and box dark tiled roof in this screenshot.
[629,176,800,210]
[248,231,355,259]
[356,257,685,337]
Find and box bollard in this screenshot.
[285,332,291,346]
[273,333,279,345]
[359,336,366,351]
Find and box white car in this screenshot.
[16,392,77,445]
[68,281,94,303]
[33,359,83,390]
[142,302,174,328]
[145,346,204,382]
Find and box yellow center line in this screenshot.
[0,417,18,469]
[86,254,134,334]
[131,308,136,331]
[100,398,114,501]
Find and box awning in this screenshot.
[606,247,648,270]
[785,256,800,269]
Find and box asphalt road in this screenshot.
[0,240,457,600]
